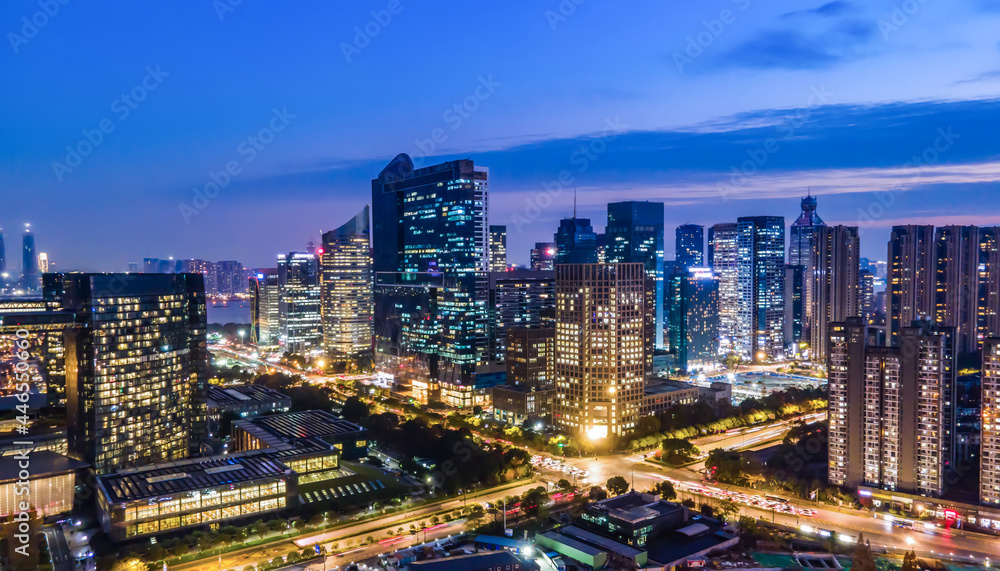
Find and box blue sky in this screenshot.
[2,0,999,270]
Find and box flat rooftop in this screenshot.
[0,451,87,482]
[589,491,682,523]
[406,551,529,571]
[207,384,290,406]
[644,379,697,396]
[240,410,363,439]
[98,455,291,504]
[560,525,645,558]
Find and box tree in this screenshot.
[557,478,573,490]
[717,499,740,522]
[473,405,483,416]
[652,480,676,501]
[606,476,630,496]
[851,534,878,571]
[341,396,371,423]
[744,473,766,489]
[589,486,608,501]
[145,544,166,562]
[660,438,699,465]
[901,549,918,571]
[110,559,147,571]
[252,520,268,541]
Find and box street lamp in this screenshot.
[238,329,246,345]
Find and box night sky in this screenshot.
[3,0,1000,271]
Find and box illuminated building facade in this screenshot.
[0,451,86,519]
[551,263,648,439]
[21,225,39,292]
[675,224,704,271]
[666,269,719,370]
[49,272,208,474]
[371,155,489,387]
[827,317,955,496]
[278,252,322,353]
[937,225,987,355]
[555,218,598,264]
[810,225,860,359]
[97,455,295,541]
[0,300,74,407]
[489,225,507,272]
[531,242,556,271]
[708,223,739,354]
[789,194,825,341]
[736,216,785,362]
[179,259,217,295]
[483,270,555,363]
[321,206,373,359]
[984,338,1000,506]
[606,201,664,349]
[215,260,246,297]
[887,225,936,346]
[250,268,280,346]
[506,327,555,390]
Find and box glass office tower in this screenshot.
[606,201,665,348]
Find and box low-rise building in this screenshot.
[207,384,291,433]
[404,550,538,571]
[699,381,732,403]
[492,385,554,427]
[231,410,368,459]
[0,451,87,519]
[97,455,296,541]
[641,380,699,417]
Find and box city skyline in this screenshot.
[3,2,1000,270]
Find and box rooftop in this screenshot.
[560,525,645,558]
[644,379,698,397]
[207,384,290,407]
[233,410,365,451]
[406,550,530,571]
[98,455,291,504]
[0,451,87,482]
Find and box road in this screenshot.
[541,421,1000,566]
[171,481,539,571]
[42,525,74,571]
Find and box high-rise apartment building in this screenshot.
[736,216,785,362]
[506,327,555,390]
[606,201,664,348]
[554,218,598,264]
[531,242,556,271]
[278,252,322,353]
[667,268,720,370]
[251,268,280,346]
[675,224,704,270]
[979,228,1000,346]
[983,338,1000,506]
[827,317,955,496]
[320,207,373,359]
[47,273,208,474]
[216,260,246,297]
[708,223,739,354]
[482,269,555,363]
[489,225,507,272]
[937,226,986,355]
[784,265,804,349]
[371,154,489,387]
[860,270,876,325]
[789,194,825,340]
[887,225,936,345]
[179,259,217,295]
[551,263,648,439]
[810,226,860,359]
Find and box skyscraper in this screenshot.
[983,338,1000,506]
[371,154,489,388]
[810,226,860,358]
[320,207,373,360]
[531,242,556,271]
[860,270,876,325]
[789,193,826,340]
[489,225,507,272]
[22,224,39,292]
[979,228,1000,345]
[828,317,955,496]
[483,269,555,363]
[551,263,648,439]
[936,226,983,355]
[606,201,665,348]
[216,260,246,297]
[675,224,704,270]
[667,268,720,370]
[250,268,280,346]
[708,223,740,354]
[0,227,6,274]
[887,225,936,346]
[278,252,322,353]
[736,216,785,362]
[554,217,598,264]
[49,272,208,474]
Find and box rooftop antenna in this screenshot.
[573,187,578,218]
